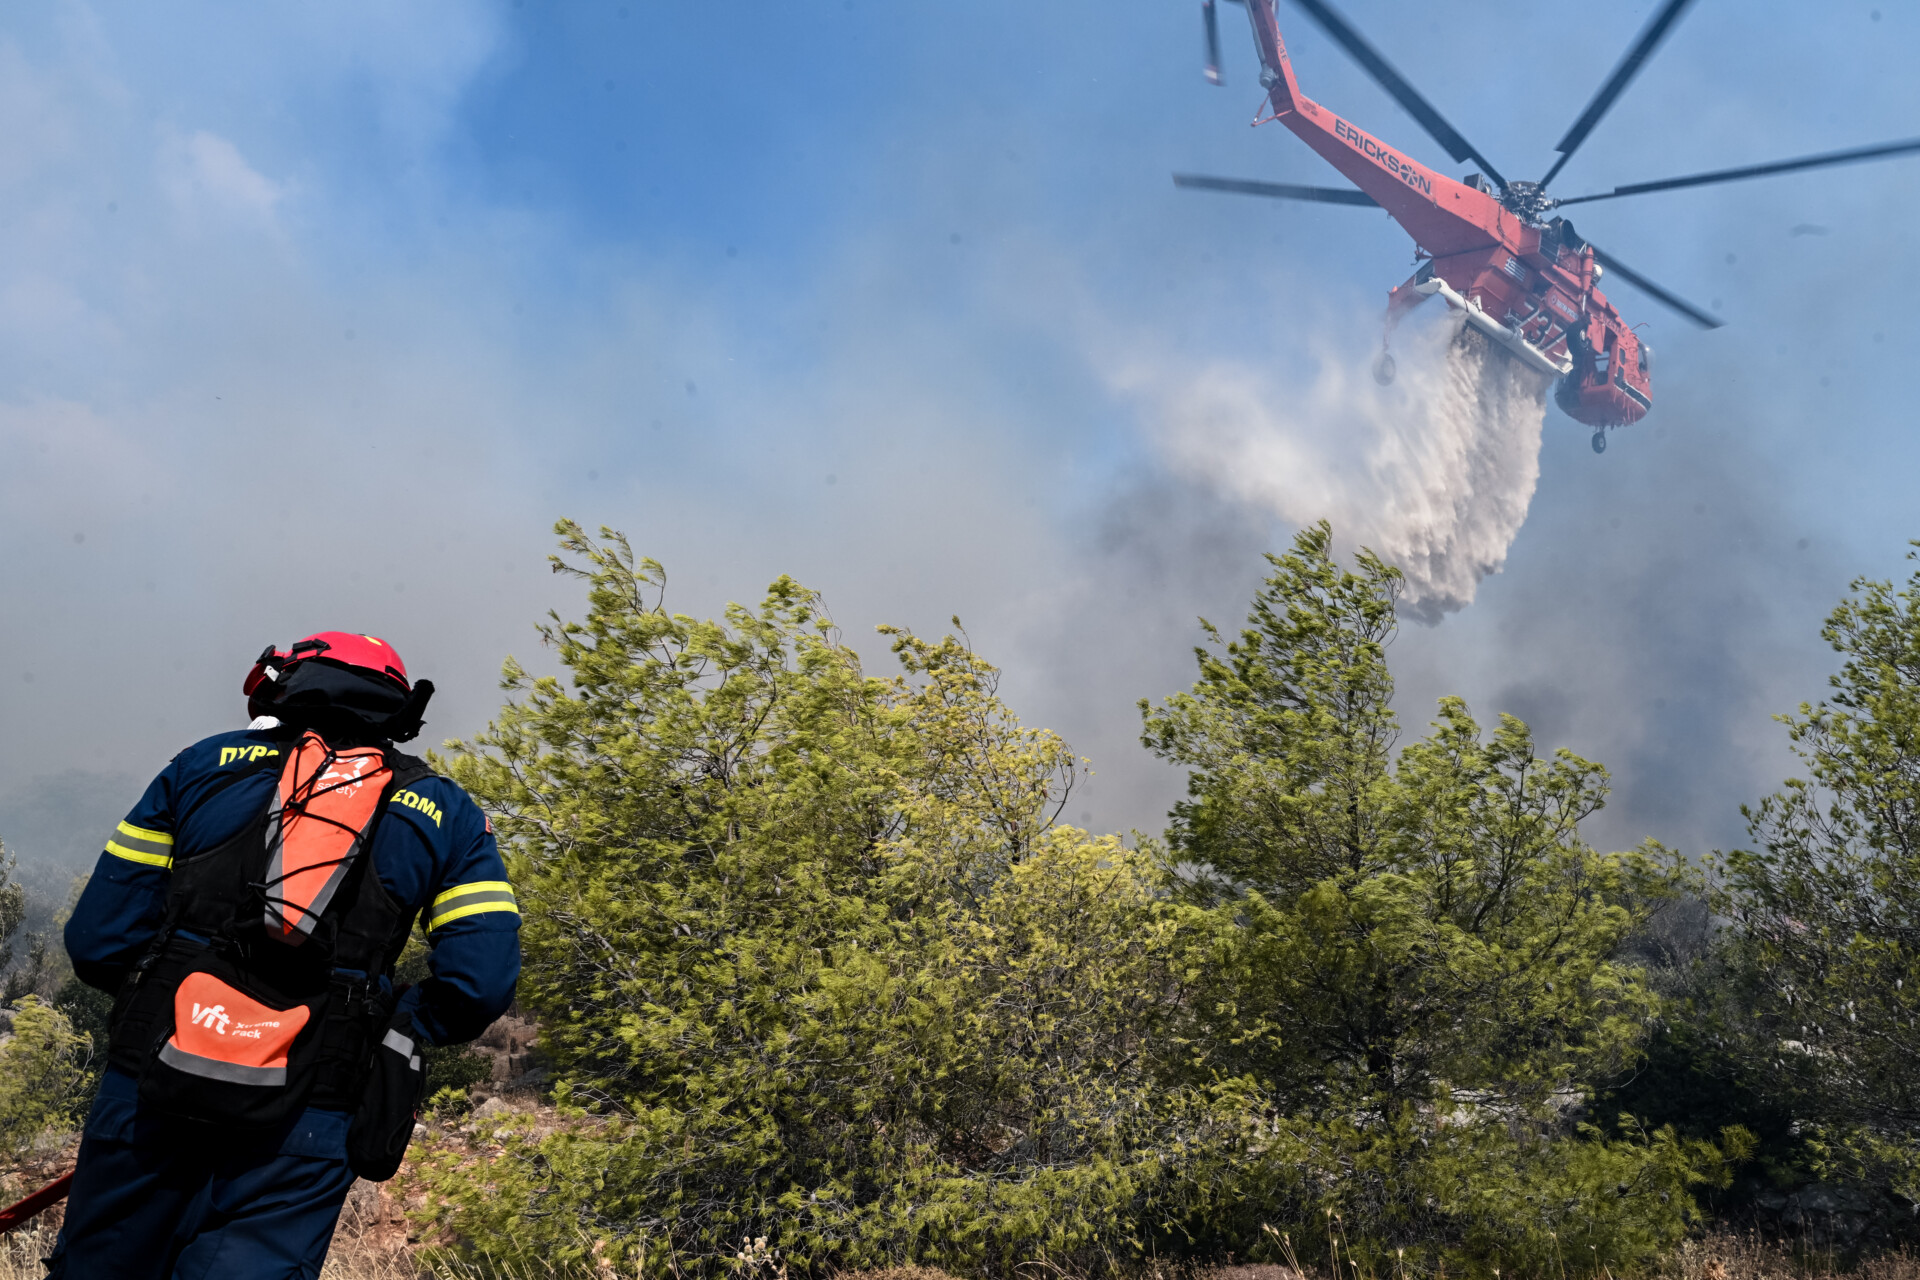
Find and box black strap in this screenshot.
[326,756,434,977]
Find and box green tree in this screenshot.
[0,997,88,1162]
[1716,549,1920,1201]
[1588,897,1814,1203]
[0,839,33,1002]
[420,522,1191,1277]
[418,519,1751,1278]
[1140,523,1733,1271]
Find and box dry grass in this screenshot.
[0,1138,72,1280]
[0,1235,1911,1280]
[1202,1268,1304,1280]
[321,1179,420,1279]
[305,1239,1920,1280]
[0,1220,59,1280]
[1660,1233,1920,1280]
[0,1221,1916,1280]
[0,1183,1911,1280]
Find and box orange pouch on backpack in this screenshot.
[161,971,310,1086]
[136,948,330,1127]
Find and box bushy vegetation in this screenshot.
[1137,528,1739,1267]
[0,997,88,1161]
[1707,550,1920,1202]
[424,521,1197,1276]
[3,525,1915,1272]
[0,841,93,1160]
[414,521,1761,1278]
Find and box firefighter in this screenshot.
[50,633,522,1279]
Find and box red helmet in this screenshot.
[244,632,410,698]
[245,632,432,742]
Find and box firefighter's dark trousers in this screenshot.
[46,1069,358,1279]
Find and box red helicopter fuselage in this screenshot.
[1247,3,1651,426]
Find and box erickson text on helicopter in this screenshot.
[1332,119,1433,195]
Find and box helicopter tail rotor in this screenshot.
[1201,0,1248,85]
[1203,0,1224,84]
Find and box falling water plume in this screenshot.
[1135,308,1553,621]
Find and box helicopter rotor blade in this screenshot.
[1173,173,1380,205]
[1540,0,1700,189]
[1203,0,1225,85]
[1588,245,1722,329]
[1284,0,1507,189]
[1554,137,1920,207]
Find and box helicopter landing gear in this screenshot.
[1373,351,1396,385]
[1591,430,1607,454]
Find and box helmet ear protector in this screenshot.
[244,633,434,742]
[243,645,294,701]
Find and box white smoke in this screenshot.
[1113,306,1552,621]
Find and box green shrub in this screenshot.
[419,522,1195,1278]
[1714,548,1920,1203]
[416,521,1746,1278]
[1137,523,1740,1271]
[424,1046,494,1109]
[0,997,88,1160]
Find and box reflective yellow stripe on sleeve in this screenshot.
[426,880,519,932]
[106,821,175,869]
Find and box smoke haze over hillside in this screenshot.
[0,0,1912,901]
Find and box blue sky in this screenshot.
[1,0,1915,873]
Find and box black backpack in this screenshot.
[107,729,434,1178]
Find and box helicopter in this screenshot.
[1176,0,1920,453]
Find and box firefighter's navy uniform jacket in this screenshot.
[50,724,521,1280]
